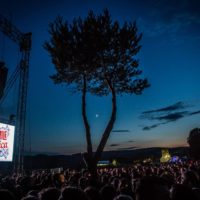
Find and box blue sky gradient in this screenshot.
[0,0,200,154]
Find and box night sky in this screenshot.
[1,0,200,155]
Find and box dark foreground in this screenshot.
[1,160,200,200]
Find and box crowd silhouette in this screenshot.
[0,160,200,200]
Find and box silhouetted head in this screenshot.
[84,186,101,200]
[100,184,116,200]
[182,170,200,188]
[52,173,66,188]
[39,187,61,200]
[135,176,170,200]
[114,194,133,200]
[78,177,88,190]
[61,186,88,200]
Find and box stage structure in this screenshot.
[0,14,31,173]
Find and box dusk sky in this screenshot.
[1,0,200,155]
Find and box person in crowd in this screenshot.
[100,184,116,200]
[84,186,102,200]
[114,194,133,200]
[39,187,61,200]
[135,176,170,200]
[60,186,88,200]
[0,160,200,200]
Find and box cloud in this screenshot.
[189,110,200,116]
[141,101,200,131]
[112,130,130,133]
[110,144,120,147]
[155,111,188,122]
[143,124,159,131]
[142,122,169,131]
[127,140,135,143]
[142,101,186,114]
[117,146,138,151]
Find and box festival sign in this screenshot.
[0,122,15,161]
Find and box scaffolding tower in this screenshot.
[0,14,31,173]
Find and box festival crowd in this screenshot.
[0,160,200,200]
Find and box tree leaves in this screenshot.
[44,9,149,95]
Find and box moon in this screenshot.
[95,114,99,118]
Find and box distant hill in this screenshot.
[0,147,189,173]
[24,146,189,170]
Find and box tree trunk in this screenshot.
[94,81,117,163]
[82,75,93,163]
[82,77,117,175]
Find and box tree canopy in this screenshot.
[44,10,148,95]
[188,128,200,159]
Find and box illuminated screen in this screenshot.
[0,122,15,162]
[97,160,110,166]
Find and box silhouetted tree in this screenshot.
[187,128,200,159]
[44,9,149,173]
